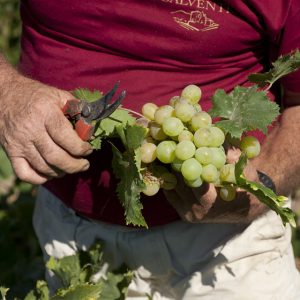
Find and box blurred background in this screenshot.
[0,1,300,299]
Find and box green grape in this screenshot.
[140,142,157,164]
[149,122,168,141]
[154,105,175,125]
[175,140,196,161]
[181,84,202,105]
[201,164,219,183]
[210,147,226,169]
[193,127,213,147]
[184,177,203,188]
[178,130,194,142]
[240,136,261,159]
[135,117,150,129]
[195,147,212,165]
[171,157,184,172]
[181,158,202,181]
[219,185,236,201]
[169,95,180,107]
[190,111,212,132]
[193,103,202,112]
[161,172,178,190]
[219,164,236,184]
[142,103,158,120]
[142,176,160,196]
[162,117,184,137]
[209,126,225,147]
[156,140,177,164]
[174,101,196,122]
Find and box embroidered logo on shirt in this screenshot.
[171,10,219,31]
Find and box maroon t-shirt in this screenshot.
[19,0,300,226]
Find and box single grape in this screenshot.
[210,147,226,169]
[195,147,212,165]
[181,84,202,105]
[175,140,196,161]
[184,177,203,188]
[171,157,184,172]
[154,105,175,125]
[219,185,236,201]
[162,117,184,137]
[142,178,160,196]
[178,130,194,142]
[193,127,213,147]
[219,164,236,184]
[140,142,157,164]
[161,172,177,190]
[209,126,225,147]
[169,95,180,107]
[142,103,158,120]
[181,158,202,181]
[190,111,212,132]
[156,140,177,164]
[136,117,150,129]
[149,122,168,141]
[240,136,261,159]
[201,164,219,183]
[193,103,202,112]
[174,102,196,122]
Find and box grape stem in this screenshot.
[120,107,144,118]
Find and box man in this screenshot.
[0,1,300,298]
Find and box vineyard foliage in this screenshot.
[0,1,300,299]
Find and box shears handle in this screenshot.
[62,99,94,141]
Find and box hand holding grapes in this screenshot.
[138,84,268,223]
[163,148,265,223]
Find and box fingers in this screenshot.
[11,157,49,185]
[34,134,90,174]
[45,108,92,157]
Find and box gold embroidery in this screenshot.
[161,0,229,31]
[171,10,219,31]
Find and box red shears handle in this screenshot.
[62,99,94,141]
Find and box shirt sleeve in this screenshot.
[279,0,300,95]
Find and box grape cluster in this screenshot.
[137,85,261,200]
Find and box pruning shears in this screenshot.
[62,82,126,141]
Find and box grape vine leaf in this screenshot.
[72,88,103,102]
[111,124,148,227]
[209,85,280,138]
[0,287,9,300]
[51,283,103,300]
[24,281,49,300]
[90,108,136,150]
[235,154,296,227]
[248,49,300,88]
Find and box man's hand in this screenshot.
[164,148,267,223]
[0,60,92,184]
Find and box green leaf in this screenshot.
[72,89,103,102]
[249,49,300,87]
[0,287,9,300]
[51,283,102,300]
[235,154,296,227]
[46,255,82,288]
[209,86,280,138]
[100,267,133,300]
[24,281,50,300]
[94,109,136,137]
[111,125,148,227]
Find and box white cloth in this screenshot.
[33,186,300,300]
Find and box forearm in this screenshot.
[252,105,300,196]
